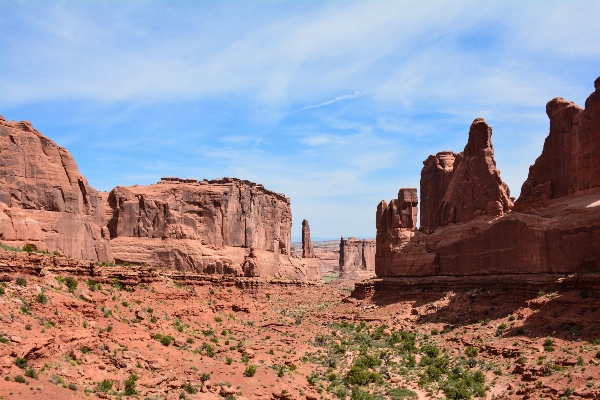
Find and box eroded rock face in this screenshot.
[107,178,291,254]
[516,79,600,204]
[420,151,457,232]
[339,237,375,280]
[0,117,320,280]
[0,117,111,261]
[437,118,513,225]
[301,220,315,258]
[375,78,600,277]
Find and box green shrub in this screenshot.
[22,244,34,253]
[495,323,507,337]
[68,383,77,391]
[16,277,27,286]
[200,373,211,382]
[25,367,38,379]
[0,286,5,295]
[15,357,28,369]
[14,375,27,384]
[543,338,555,352]
[420,343,440,358]
[64,277,78,293]
[96,379,113,392]
[345,366,381,386]
[387,387,418,400]
[350,387,382,399]
[465,346,479,358]
[354,354,381,369]
[124,373,138,395]
[184,381,197,394]
[244,365,257,377]
[36,291,48,304]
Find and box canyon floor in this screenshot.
[0,271,599,400]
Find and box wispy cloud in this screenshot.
[297,91,364,111]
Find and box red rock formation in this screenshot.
[0,117,111,261]
[339,237,375,280]
[0,117,320,280]
[420,151,457,231]
[107,178,291,254]
[438,118,513,225]
[374,78,600,278]
[516,77,600,205]
[375,188,430,276]
[301,219,315,258]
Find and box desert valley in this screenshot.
[1,69,600,400]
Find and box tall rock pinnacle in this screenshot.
[301,219,316,258]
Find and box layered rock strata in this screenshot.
[516,77,600,205]
[0,117,319,280]
[339,237,375,280]
[374,78,600,278]
[301,219,315,258]
[0,117,111,261]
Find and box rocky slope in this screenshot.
[375,77,600,277]
[0,252,599,400]
[0,119,319,280]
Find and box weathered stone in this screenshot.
[420,151,457,232]
[516,78,600,205]
[373,78,600,278]
[339,237,375,280]
[438,118,513,225]
[0,117,111,261]
[301,219,315,258]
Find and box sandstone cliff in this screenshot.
[339,237,375,280]
[375,77,600,277]
[0,117,111,261]
[516,77,600,205]
[0,118,319,280]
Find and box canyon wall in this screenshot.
[0,117,111,261]
[339,237,375,280]
[0,118,319,280]
[375,77,600,277]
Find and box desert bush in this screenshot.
[14,375,26,384]
[244,365,257,377]
[22,244,34,253]
[16,277,27,286]
[184,381,197,394]
[387,387,418,399]
[543,338,555,352]
[465,346,478,358]
[96,379,113,392]
[36,291,48,304]
[124,373,138,395]
[345,366,381,386]
[15,357,28,369]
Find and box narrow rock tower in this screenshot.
[302,219,316,258]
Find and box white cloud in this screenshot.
[297,91,364,111]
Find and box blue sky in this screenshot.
[1,1,598,240]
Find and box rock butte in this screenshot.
[339,237,375,280]
[0,117,319,280]
[368,77,600,287]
